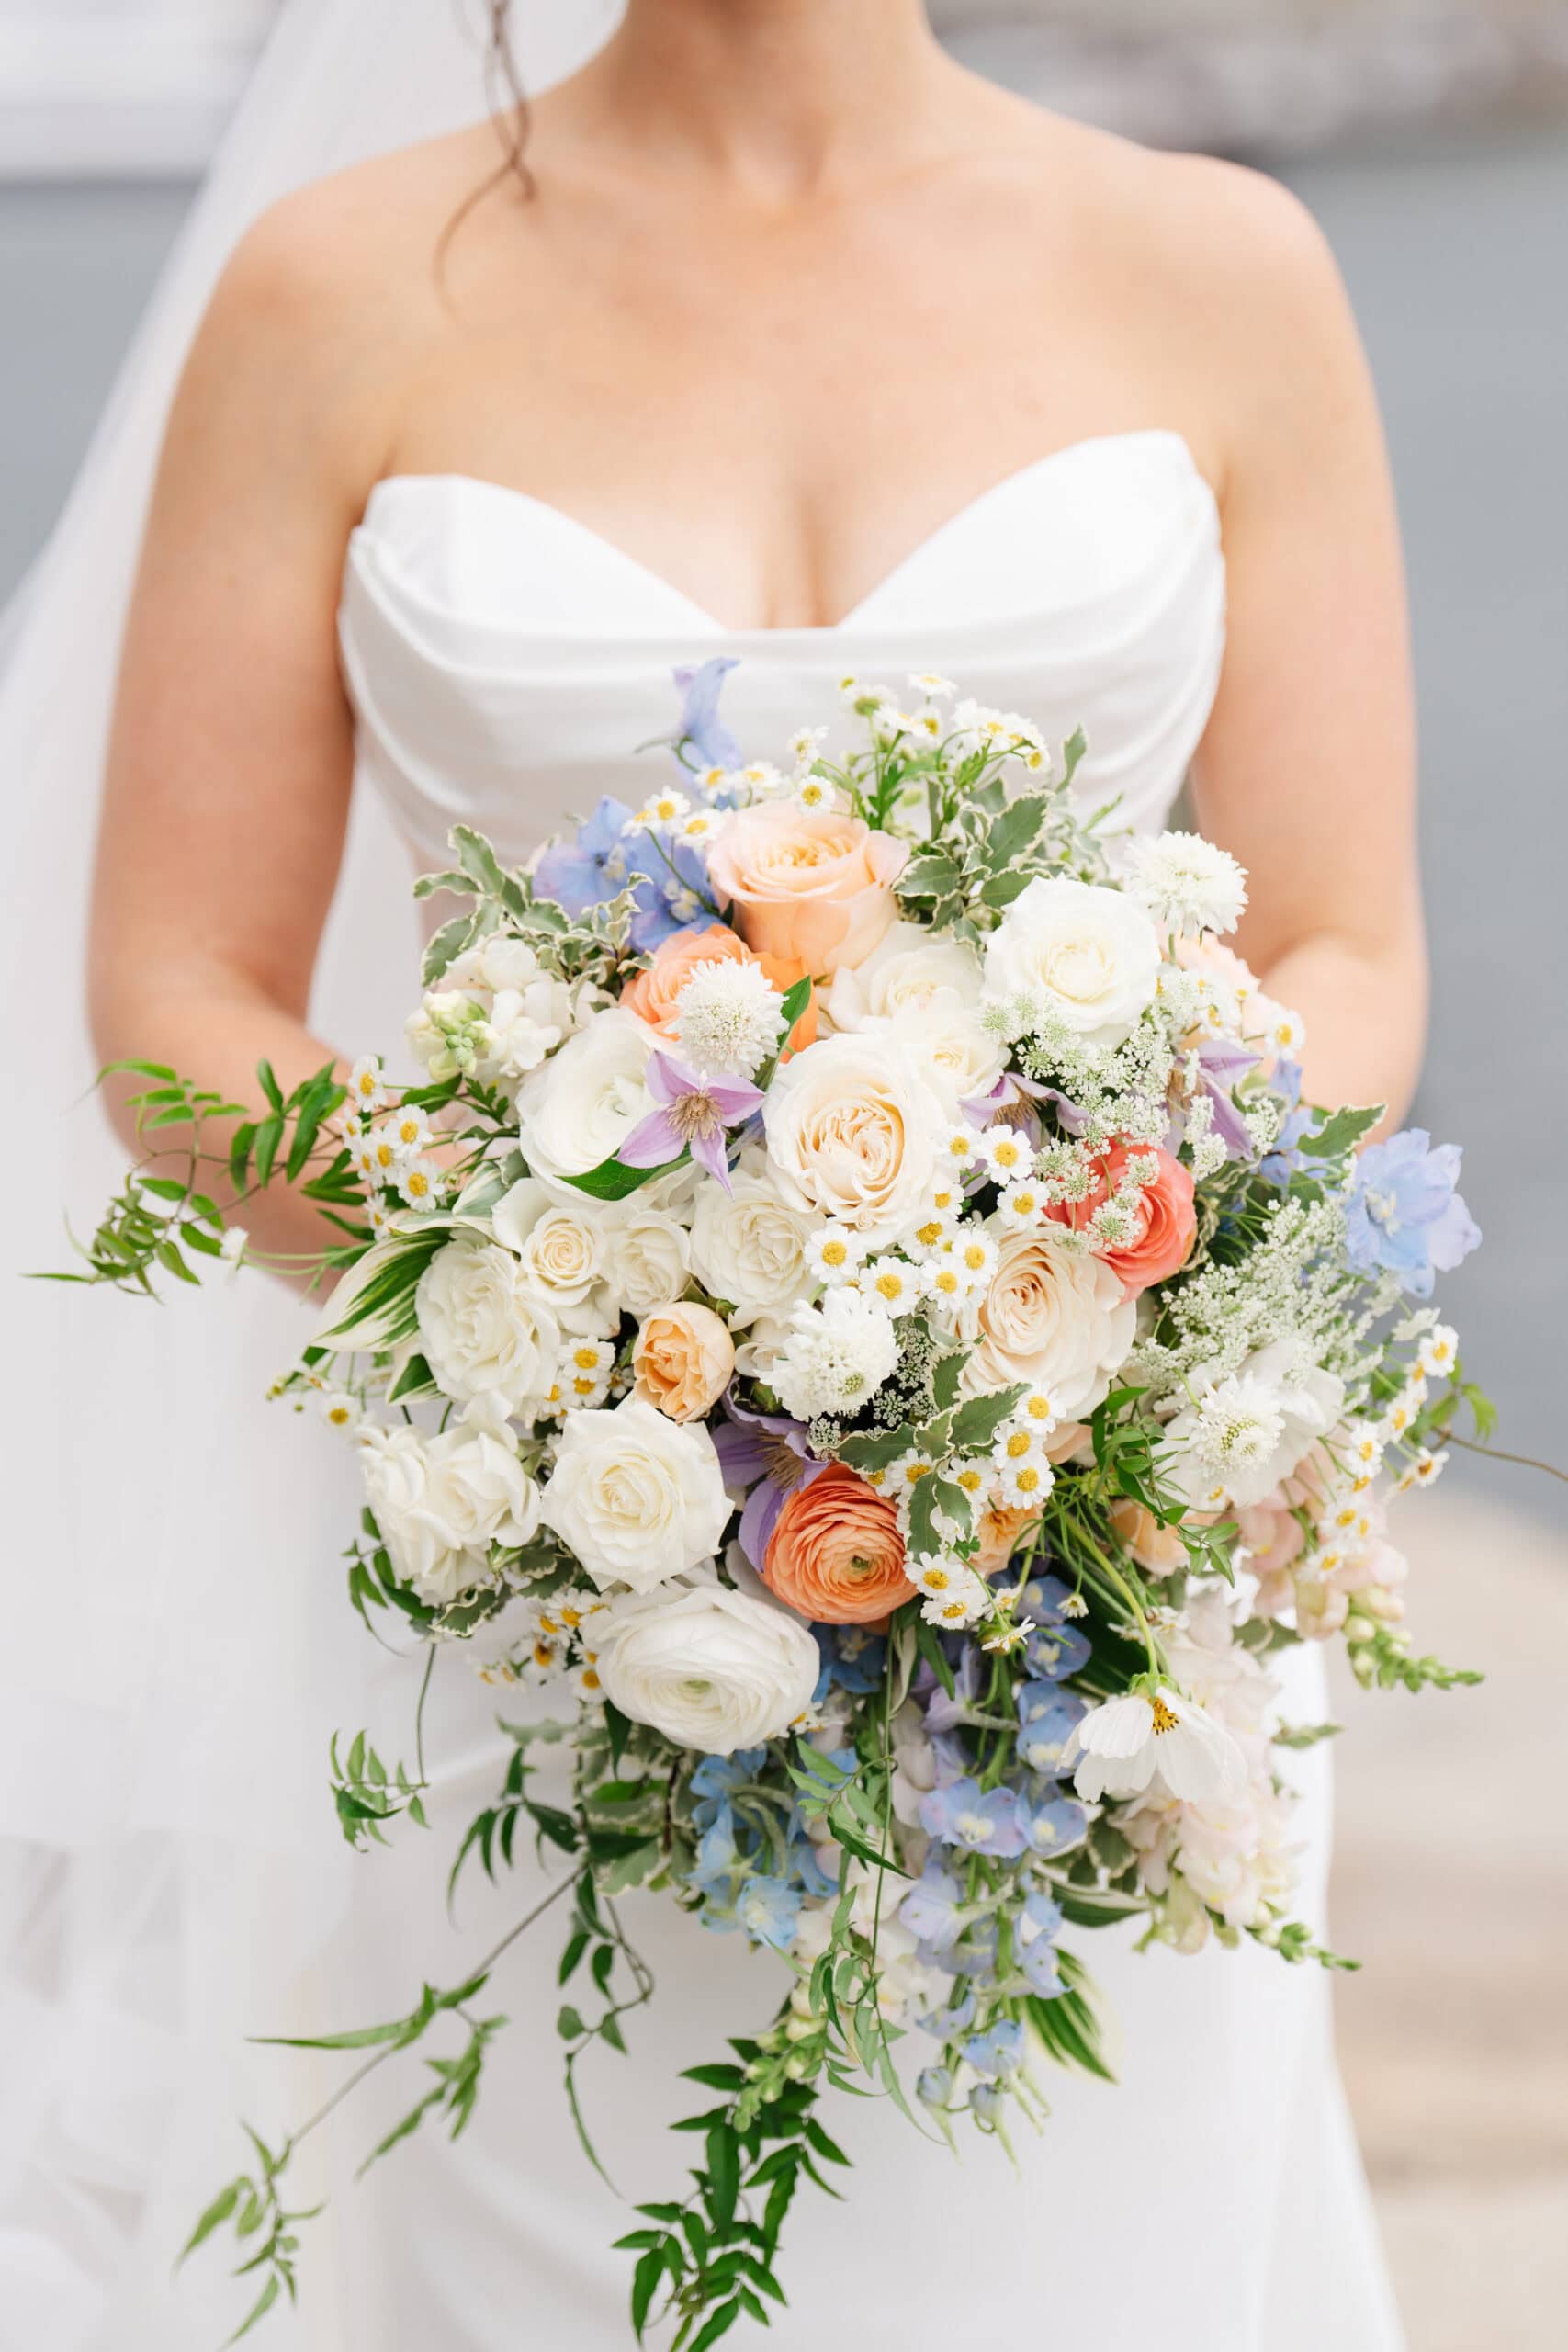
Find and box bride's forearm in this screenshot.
[91,964,349,1274]
[1258,927,1427,1141]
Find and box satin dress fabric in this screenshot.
[281,429,1403,2351]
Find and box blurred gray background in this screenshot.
[3,5,1564,2345]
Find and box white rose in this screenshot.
[514,1007,655,1197]
[982,876,1160,1047]
[761,1033,946,1248]
[595,1581,821,1752]
[689,1148,818,1325]
[826,922,982,1030]
[491,1177,615,1336]
[884,999,1006,1113]
[954,1223,1135,1419]
[359,1423,540,1605]
[600,1204,693,1319]
[416,1238,561,1420]
[541,1396,731,1592]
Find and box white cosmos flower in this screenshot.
[594,1579,821,1752]
[1124,830,1249,938]
[1064,1688,1246,1804]
[982,876,1161,1048]
[513,1007,655,1198]
[540,1397,731,1593]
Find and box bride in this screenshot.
[5,1,1421,2344]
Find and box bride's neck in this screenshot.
[573,0,957,198]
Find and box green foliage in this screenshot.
[1347,1621,1483,1696]
[328,1729,429,1848]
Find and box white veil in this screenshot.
[0,5,621,2342]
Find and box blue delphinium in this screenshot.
[733,1875,803,1952]
[899,1862,967,1955]
[1260,1059,1314,1187]
[963,2019,1025,2080]
[530,790,719,953]
[1024,1620,1092,1683]
[813,1623,888,1698]
[532,794,637,917]
[1345,1128,1481,1297]
[673,656,741,774]
[1018,1888,1066,1997]
[1020,1783,1089,1860]
[919,1777,1030,1859]
[1015,1683,1089,1777]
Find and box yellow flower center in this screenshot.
[1149,1695,1179,1735]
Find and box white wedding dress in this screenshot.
[228,428,1397,2352]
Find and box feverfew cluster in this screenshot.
[141,662,1484,2346]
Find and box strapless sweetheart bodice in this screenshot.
[337,428,1226,868]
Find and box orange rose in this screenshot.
[762,1463,908,1624]
[706,803,906,978]
[631,1302,736,1423]
[973,1504,1040,1578]
[1044,1139,1196,1297]
[621,923,817,1054]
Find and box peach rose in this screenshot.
[762,1463,908,1624]
[706,803,907,977]
[973,1504,1040,1578]
[622,923,817,1054]
[1109,1498,1189,1576]
[1044,1139,1196,1297]
[631,1302,736,1423]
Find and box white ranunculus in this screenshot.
[1163,1339,1345,1512]
[982,876,1161,1048]
[599,1203,694,1319]
[359,1424,541,1606]
[416,1238,561,1420]
[514,1007,655,1197]
[761,1033,947,1249]
[954,1222,1135,1419]
[595,1580,822,1752]
[541,1396,731,1592]
[885,998,1006,1113]
[827,922,982,1030]
[689,1147,818,1324]
[491,1177,615,1336]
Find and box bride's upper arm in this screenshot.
[1185,166,1422,989]
[92,184,408,1029]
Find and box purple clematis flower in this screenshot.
[618,1050,763,1191]
[1190,1036,1261,1161]
[713,1395,824,1566]
[673,657,741,774]
[919,1776,1030,1859]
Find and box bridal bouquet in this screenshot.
[69,662,1489,2346]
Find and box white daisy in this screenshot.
[859,1255,920,1317]
[347,1055,388,1114]
[807,1224,867,1287]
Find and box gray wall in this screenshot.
[4,130,1563,1512]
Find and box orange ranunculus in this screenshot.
[762,1462,908,1625]
[621,922,817,1054]
[705,803,906,978]
[1044,1139,1197,1297]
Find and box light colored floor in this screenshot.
[1329,1488,1568,2350]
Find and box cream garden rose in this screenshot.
[491,1177,615,1336]
[689,1148,818,1323]
[983,875,1161,1048]
[954,1223,1136,1419]
[540,1396,731,1592]
[359,1423,540,1606]
[513,1007,655,1196]
[761,1033,947,1249]
[416,1238,561,1423]
[599,1203,694,1319]
[594,1580,821,1752]
[826,922,982,1029]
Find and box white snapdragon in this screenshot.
[1124,830,1249,938]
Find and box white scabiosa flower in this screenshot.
[1164,1340,1344,1511]
[1065,1688,1246,1804]
[673,956,784,1080]
[1124,829,1249,938]
[772,1286,900,1421]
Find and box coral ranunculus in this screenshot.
[762,1462,908,1624]
[621,922,817,1054]
[705,803,907,978]
[1045,1139,1197,1297]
